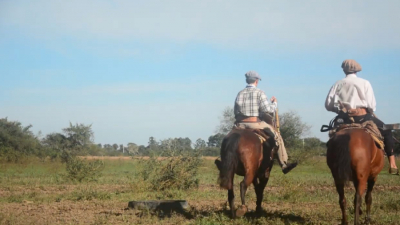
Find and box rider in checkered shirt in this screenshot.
[234,71,297,174]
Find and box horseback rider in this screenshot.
[325,59,399,175]
[234,71,298,174]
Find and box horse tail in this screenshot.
[329,134,352,181]
[218,133,240,190]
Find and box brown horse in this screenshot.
[215,128,276,218]
[327,128,384,225]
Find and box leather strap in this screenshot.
[239,117,259,122]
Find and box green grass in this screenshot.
[0,157,399,224]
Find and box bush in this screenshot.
[65,157,105,182]
[288,146,326,165]
[138,149,202,191]
[0,118,42,161]
[0,146,25,163]
[199,147,220,156]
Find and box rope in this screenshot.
[254,133,266,143]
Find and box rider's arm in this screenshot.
[325,84,337,113]
[365,81,376,112]
[259,91,277,114]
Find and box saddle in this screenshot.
[321,111,384,150]
[330,121,384,149]
[232,112,277,145]
[230,127,271,144]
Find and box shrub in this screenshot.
[65,157,105,182]
[138,149,202,191]
[288,146,326,165]
[0,118,42,161]
[0,146,25,163]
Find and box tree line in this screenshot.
[1,108,397,162]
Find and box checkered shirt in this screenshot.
[234,85,277,117]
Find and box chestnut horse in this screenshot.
[327,128,384,225]
[215,128,276,218]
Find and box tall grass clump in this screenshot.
[64,154,105,182]
[138,149,202,191]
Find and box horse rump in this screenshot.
[327,134,352,182]
[218,133,241,190]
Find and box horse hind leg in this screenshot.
[228,189,235,219]
[253,177,269,212]
[334,179,348,225]
[353,179,367,225]
[235,175,253,217]
[365,178,376,224]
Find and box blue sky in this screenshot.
[1,0,399,146]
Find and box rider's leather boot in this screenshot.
[282,162,298,174]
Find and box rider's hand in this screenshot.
[271,96,277,103]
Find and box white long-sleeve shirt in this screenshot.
[325,74,376,113]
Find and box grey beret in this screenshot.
[245,71,262,81]
[341,59,362,73]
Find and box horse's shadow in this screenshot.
[244,209,306,223]
[147,207,306,223]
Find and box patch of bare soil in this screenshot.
[0,185,133,198]
[0,200,133,224]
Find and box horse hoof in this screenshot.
[235,205,248,217]
[256,206,263,212]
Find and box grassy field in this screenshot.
[0,156,400,225]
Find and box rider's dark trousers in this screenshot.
[352,114,394,157]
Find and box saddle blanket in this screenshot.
[329,120,384,150]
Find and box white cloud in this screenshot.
[1,0,400,51]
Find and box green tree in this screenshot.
[148,137,159,151]
[59,123,95,161]
[177,137,192,150]
[207,133,225,148]
[42,132,69,159]
[62,122,94,148]
[303,137,325,150]
[194,138,207,150]
[112,143,119,151]
[279,111,311,148]
[215,107,235,135]
[0,118,42,161]
[138,145,148,155]
[127,142,139,155]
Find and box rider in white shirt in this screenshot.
[325,59,398,175]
